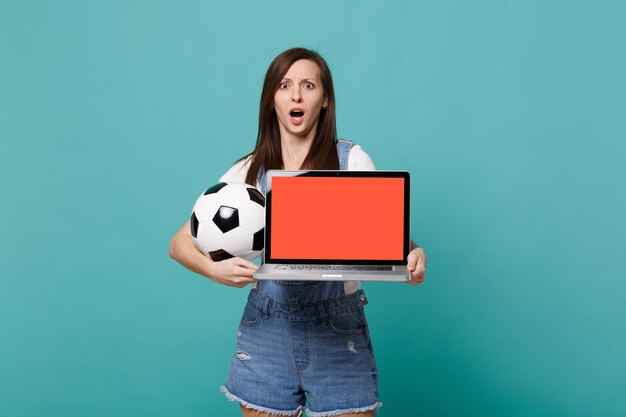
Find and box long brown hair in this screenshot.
[242,48,339,186]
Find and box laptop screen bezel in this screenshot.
[263,170,411,265]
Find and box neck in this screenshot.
[279,127,318,170]
[281,138,311,170]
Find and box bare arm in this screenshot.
[169,220,258,288]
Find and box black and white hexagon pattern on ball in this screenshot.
[230,196,265,259]
[246,187,265,207]
[209,249,235,262]
[212,205,239,234]
[190,182,265,262]
[237,200,264,234]
[191,193,221,223]
[190,212,200,238]
[219,186,265,259]
[252,229,264,251]
[203,182,228,195]
[194,220,223,256]
[217,182,254,207]
[222,227,256,258]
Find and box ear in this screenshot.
[322,97,328,108]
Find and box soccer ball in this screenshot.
[190,182,265,261]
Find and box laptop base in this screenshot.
[254,264,410,281]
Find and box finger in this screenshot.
[409,265,425,282]
[412,273,424,282]
[415,248,427,267]
[416,252,426,268]
[416,258,425,272]
[413,251,426,275]
[407,252,417,270]
[237,267,258,278]
[408,276,424,285]
[235,276,257,287]
[233,257,259,270]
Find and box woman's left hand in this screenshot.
[406,247,427,285]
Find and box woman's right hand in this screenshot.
[208,257,258,288]
[169,219,258,288]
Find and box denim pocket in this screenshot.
[326,309,367,335]
[240,301,265,326]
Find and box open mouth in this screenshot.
[289,109,305,118]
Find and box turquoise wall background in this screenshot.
[2,1,625,416]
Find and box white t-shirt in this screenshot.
[218,144,376,295]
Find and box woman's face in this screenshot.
[273,59,328,141]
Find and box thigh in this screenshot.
[241,405,375,417]
[240,405,294,417]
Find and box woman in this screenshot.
[169,47,427,417]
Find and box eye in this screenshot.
[279,82,289,89]
[303,82,314,89]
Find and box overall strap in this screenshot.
[256,139,354,194]
[258,168,267,195]
[336,139,354,171]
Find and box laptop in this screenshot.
[253,170,411,281]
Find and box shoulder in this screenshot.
[347,144,376,171]
[218,155,254,183]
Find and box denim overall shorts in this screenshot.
[220,140,382,417]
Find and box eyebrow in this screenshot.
[280,77,318,82]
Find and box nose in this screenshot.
[291,86,302,102]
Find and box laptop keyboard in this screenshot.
[276,264,393,271]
